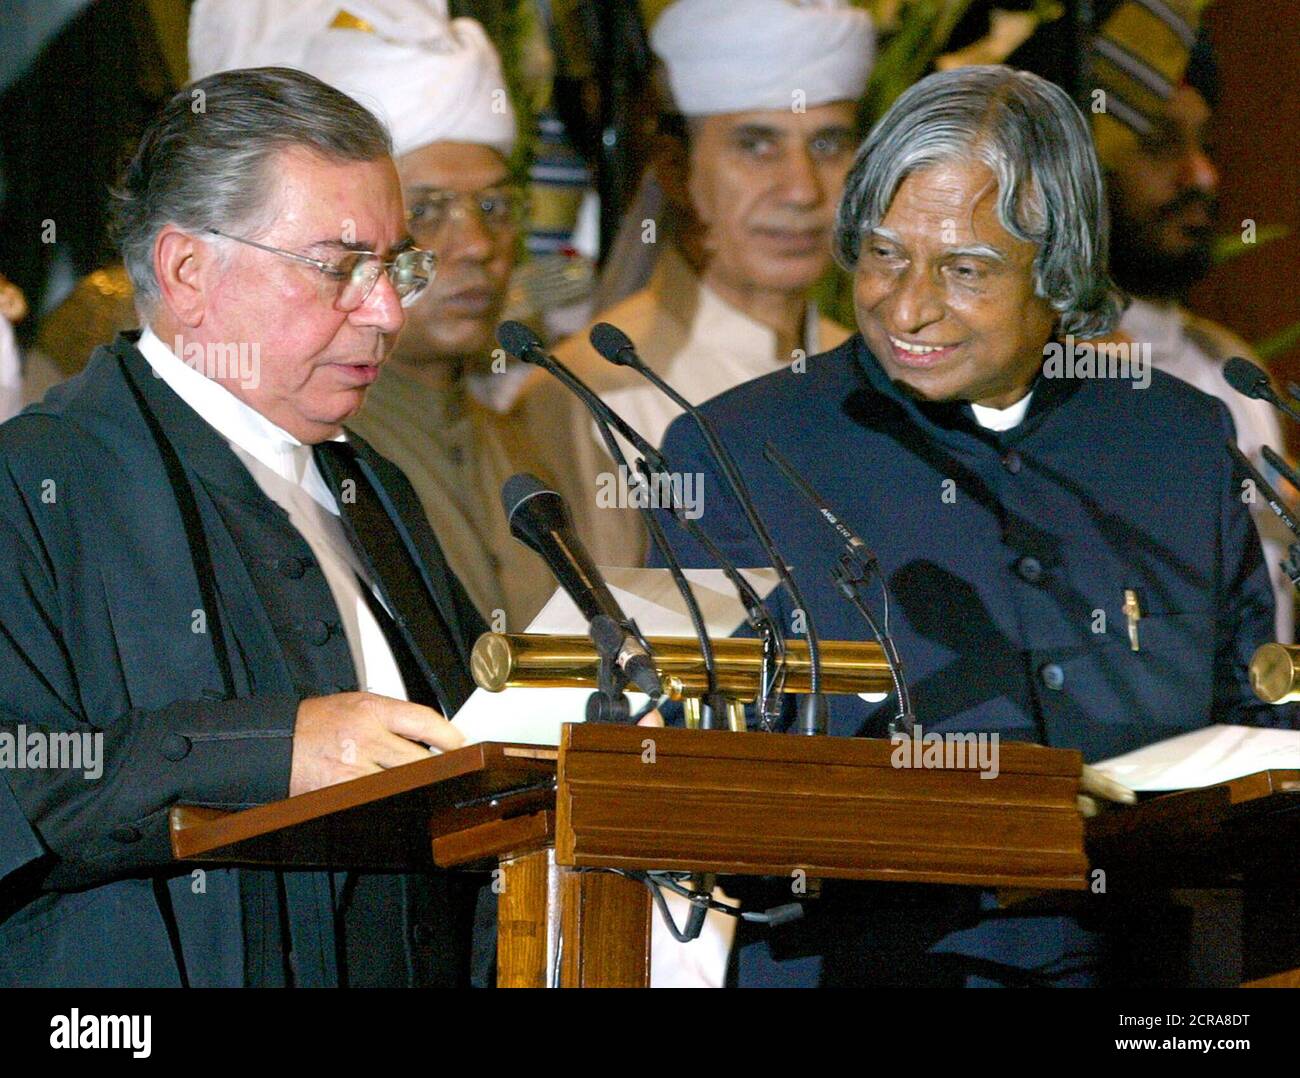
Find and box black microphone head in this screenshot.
[1225,356,1271,400]
[496,320,544,362]
[590,322,637,367]
[500,472,572,554]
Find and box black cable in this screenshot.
[578,868,806,938]
[497,323,725,710]
[584,402,720,703]
[589,326,818,730]
[833,558,914,736]
[634,460,788,727]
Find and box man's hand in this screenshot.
[0,273,27,324]
[289,692,464,796]
[1077,763,1137,818]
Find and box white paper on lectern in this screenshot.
[1091,724,1300,792]
[451,567,786,747]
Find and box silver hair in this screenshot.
[111,67,392,312]
[834,65,1123,339]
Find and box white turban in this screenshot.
[651,0,874,116]
[189,0,516,158]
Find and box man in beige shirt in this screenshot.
[512,0,874,989]
[516,0,873,573]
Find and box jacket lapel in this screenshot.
[111,335,286,518]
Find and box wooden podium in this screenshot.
[170,724,1300,986]
[171,723,1085,987]
[1085,768,1300,987]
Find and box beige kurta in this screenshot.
[1121,298,1295,643]
[348,363,555,634]
[515,245,851,568]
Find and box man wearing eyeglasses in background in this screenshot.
[187,1,558,635]
[0,67,488,987]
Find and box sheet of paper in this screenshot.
[452,567,782,747]
[1092,724,1300,792]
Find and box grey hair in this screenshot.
[111,67,392,312]
[834,65,1123,339]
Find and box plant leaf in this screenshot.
[1213,225,1290,264]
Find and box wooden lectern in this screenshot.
[171,723,1085,987]
[1086,768,1300,987]
[170,725,1300,986]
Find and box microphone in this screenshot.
[1226,443,1300,539]
[589,321,829,735]
[1262,445,1300,497]
[497,319,552,369]
[498,319,780,722]
[500,472,663,698]
[762,442,878,568]
[763,442,915,736]
[1226,443,1300,594]
[498,321,671,472]
[1225,356,1300,424]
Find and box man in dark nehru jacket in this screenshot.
[0,68,488,986]
[656,65,1296,987]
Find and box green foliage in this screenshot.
[858,0,979,128]
[1212,224,1291,265]
[1256,320,1300,362]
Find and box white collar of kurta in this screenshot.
[656,245,821,361]
[137,325,345,513]
[1119,297,1185,356]
[970,391,1034,432]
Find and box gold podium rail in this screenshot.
[469,632,893,702]
[1249,643,1300,703]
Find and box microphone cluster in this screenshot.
[492,317,914,738]
[1224,356,1300,703]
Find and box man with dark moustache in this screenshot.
[996,0,1295,641]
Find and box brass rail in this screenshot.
[470,632,892,701]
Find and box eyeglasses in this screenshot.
[205,229,436,311]
[406,186,525,239]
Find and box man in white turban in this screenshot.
[517,0,874,574]
[191,0,555,633]
[513,0,873,988]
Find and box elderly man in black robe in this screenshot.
[0,68,487,987]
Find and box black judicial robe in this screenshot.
[0,333,487,986]
[655,333,1296,985]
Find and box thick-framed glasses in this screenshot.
[406,186,525,239]
[205,228,436,310]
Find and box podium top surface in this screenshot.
[170,742,556,869]
[170,728,1085,879]
[1086,768,1300,884]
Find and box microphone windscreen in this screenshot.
[590,322,635,366]
[500,472,573,555]
[496,320,543,361]
[500,471,550,521]
[1224,356,1270,400]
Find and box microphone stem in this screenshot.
[625,361,826,731]
[533,351,722,702]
